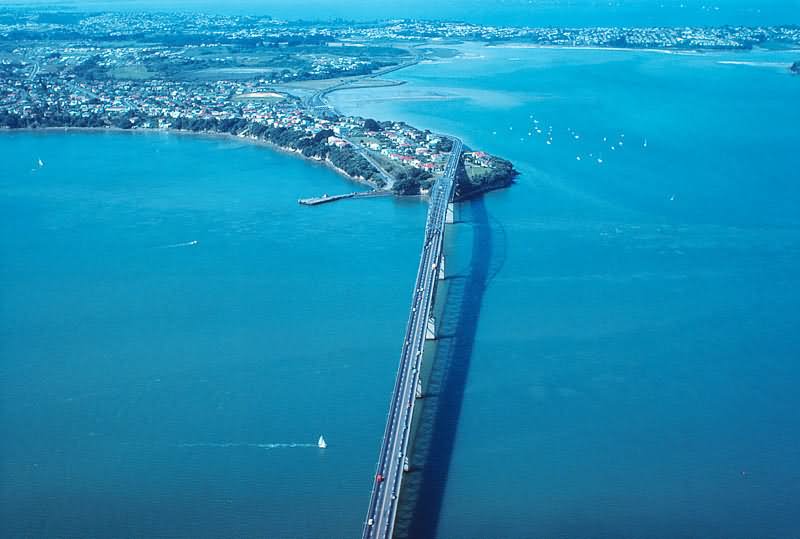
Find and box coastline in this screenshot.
[3,125,518,201]
[483,42,800,56]
[484,42,702,55]
[2,125,383,192]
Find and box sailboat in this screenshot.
[37,158,44,167]
[643,139,648,148]
[317,435,327,449]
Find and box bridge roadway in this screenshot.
[362,137,463,539]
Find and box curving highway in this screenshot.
[362,137,462,539]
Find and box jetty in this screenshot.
[298,190,393,206]
[298,192,355,206]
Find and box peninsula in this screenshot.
[0,8,524,199]
[4,10,799,198]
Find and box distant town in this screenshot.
[2,8,798,197]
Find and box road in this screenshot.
[302,50,424,190]
[362,137,462,539]
[304,51,422,114]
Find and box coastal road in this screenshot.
[303,49,424,189]
[339,134,396,188]
[304,50,422,114]
[28,61,40,80]
[306,89,397,187]
[362,137,462,539]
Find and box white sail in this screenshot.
[317,435,327,449]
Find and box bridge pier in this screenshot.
[425,316,436,340]
[445,202,455,224]
[403,456,411,473]
[415,378,424,399]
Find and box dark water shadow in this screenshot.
[393,195,505,538]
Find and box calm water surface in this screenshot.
[332,45,800,539]
[0,131,427,537]
[2,45,800,539]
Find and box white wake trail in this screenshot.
[157,240,198,249]
[177,442,318,450]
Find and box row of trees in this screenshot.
[392,168,433,195]
[0,108,115,129]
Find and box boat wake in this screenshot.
[177,442,317,450]
[157,240,198,249]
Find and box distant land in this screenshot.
[2,8,799,197]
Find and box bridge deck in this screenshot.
[362,139,462,539]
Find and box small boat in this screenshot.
[546,140,552,145]
[37,158,44,167]
[317,435,327,449]
[576,156,581,161]
[643,139,648,148]
[597,158,604,164]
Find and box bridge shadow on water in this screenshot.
[393,195,505,538]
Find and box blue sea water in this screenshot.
[0,131,428,537]
[2,46,800,539]
[330,46,800,538]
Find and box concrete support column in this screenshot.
[445,202,455,224]
[415,378,424,399]
[425,316,436,340]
